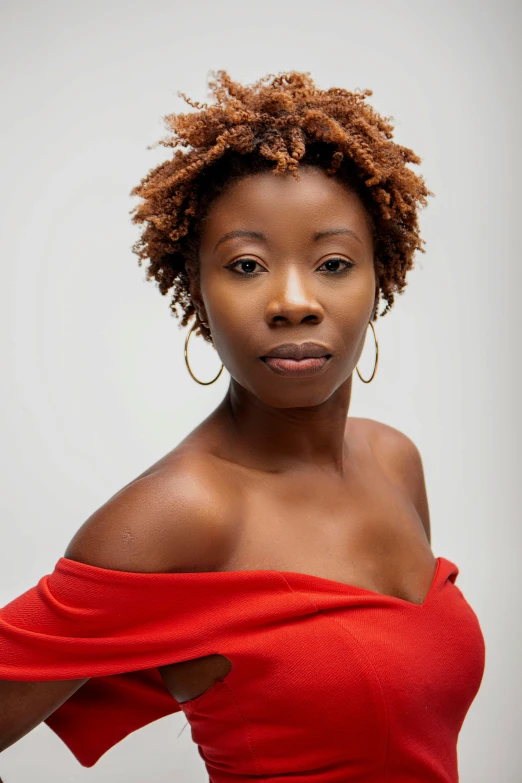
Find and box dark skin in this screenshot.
[158,165,433,702]
[0,165,433,752]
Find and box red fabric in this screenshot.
[0,556,485,782]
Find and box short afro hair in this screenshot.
[129,70,433,344]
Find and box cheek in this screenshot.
[203,281,252,334]
[200,287,258,364]
[330,266,376,319]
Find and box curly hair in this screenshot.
[129,70,433,344]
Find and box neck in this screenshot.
[214,375,354,477]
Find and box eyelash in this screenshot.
[225,258,355,277]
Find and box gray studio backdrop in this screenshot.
[0,1,520,781]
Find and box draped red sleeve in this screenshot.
[0,557,274,767]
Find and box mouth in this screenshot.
[260,354,332,376]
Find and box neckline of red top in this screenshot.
[57,555,456,609]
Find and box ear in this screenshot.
[185,261,208,326]
[372,284,380,318]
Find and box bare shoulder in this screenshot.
[352,417,422,464]
[64,452,237,573]
[350,417,431,543]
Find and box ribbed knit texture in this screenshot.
[0,556,485,782]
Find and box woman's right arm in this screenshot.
[0,678,89,752]
[0,456,232,752]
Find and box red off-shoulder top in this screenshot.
[0,555,485,782]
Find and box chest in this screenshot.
[221,427,434,602]
[159,426,435,704]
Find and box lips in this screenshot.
[261,342,332,361]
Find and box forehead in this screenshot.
[199,166,373,249]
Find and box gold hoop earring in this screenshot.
[184,319,225,385]
[356,321,378,383]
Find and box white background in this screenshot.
[0,0,520,780]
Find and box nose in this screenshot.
[264,266,324,326]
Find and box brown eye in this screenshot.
[225,258,265,277]
[317,258,355,274]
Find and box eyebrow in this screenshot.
[213,226,363,253]
[312,228,362,245]
[213,230,265,253]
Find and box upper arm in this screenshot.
[0,678,88,753]
[363,419,432,545]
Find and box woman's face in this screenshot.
[194,164,377,409]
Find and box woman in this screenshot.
[0,71,485,782]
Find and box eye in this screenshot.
[225,258,266,277]
[317,258,355,274]
[224,257,355,277]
